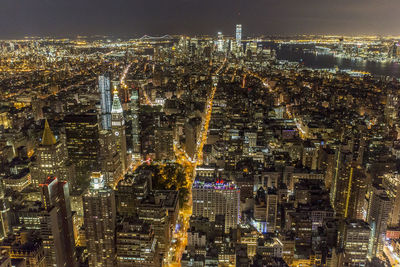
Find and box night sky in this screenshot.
[1,0,399,38]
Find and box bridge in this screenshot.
[138,34,173,41]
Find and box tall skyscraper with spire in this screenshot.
[130,89,140,158]
[236,24,242,48]
[32,120,67,187]
[83,172,116,267]
[111,91,127,172]
[217,32,224,52]
[99,74,112,130]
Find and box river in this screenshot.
[271,44,400,78]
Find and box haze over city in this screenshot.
[1,0,400,38]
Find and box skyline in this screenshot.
[2,14,400,266]
[1,0,400,38]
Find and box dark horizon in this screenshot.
[1,0,400,39]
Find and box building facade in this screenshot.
[99,74,112,130]
[83,172,116,267]
[111,92,127,172]
[39,177,77,267]
[192,180,240,233]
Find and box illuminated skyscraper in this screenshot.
[130,89,140,158]
[32,120,66,187]
[383,172,400,226]
[99,129,122,187]
[111,92,127,172]
[236,24,242,49]
[344,167,367,220]
[217,32,224,52]
[99,74,112,130]
[389,42,400,58]
[39,177,77,267]
[339,219,371,266]
[192,180,240,233]
[83,172,116,267]
[266,189,278,233]
[64,114,100,186]
[253,188,267,233]
[367,184,391,257]
[330,149,354,218]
